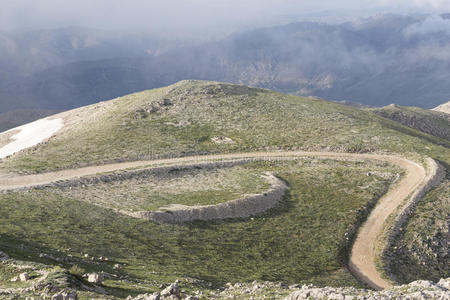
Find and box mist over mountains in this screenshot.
[1,13,450,114]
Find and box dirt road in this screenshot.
[0,151,437,290]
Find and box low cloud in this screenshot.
[404,15,450,37]
[0,0,449,39]
[377,0,450,12]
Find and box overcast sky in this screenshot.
[1,0,449,38]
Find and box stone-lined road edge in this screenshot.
[0,151,444,290]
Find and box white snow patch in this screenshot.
[0,118,63,159]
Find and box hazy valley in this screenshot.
[2,14,450,132]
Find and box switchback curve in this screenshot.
[0,151,441,290]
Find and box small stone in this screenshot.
[0,251,9,261]
[19,272,30,282]
[149,293,161,300]
[279,282,289,289]
[162,99,173,106]
[87,273,103,284]
[161,281,181,298]
[51,294,63,300]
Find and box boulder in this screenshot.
[87,273,103,284]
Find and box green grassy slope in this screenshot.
[370,104,450,141]
[0,159,399,298]
[0,81,448,298]
[0,80,448,174]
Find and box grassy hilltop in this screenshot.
[0,81,448,299]
[1,80,449,174]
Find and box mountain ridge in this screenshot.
[1,14,450,117]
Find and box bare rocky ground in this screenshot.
[284,278,450,300]
[2,254,448,300]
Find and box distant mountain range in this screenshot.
[1,14,450,119]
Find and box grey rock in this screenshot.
[284,278,450,300]
[0,251,9,262]
[51,290,78,300]
[129,292,161,300]
[161,282,181,298]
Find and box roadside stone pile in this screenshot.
[132,172,288,223]
[27,160,251,192]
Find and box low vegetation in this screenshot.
[0,158,400,298]
[0,81,448,298]
[1,81,448,174]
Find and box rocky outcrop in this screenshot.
[285,278,450,300]
[126,172,288,223]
